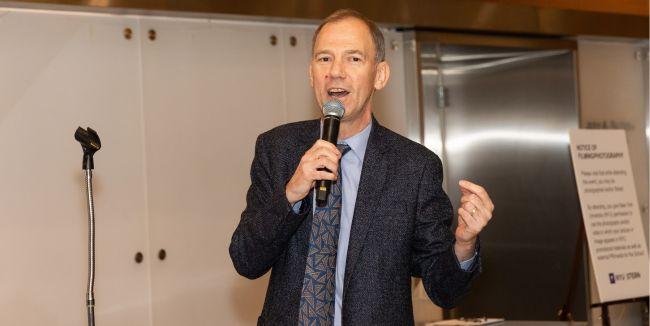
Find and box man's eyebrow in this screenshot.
[344,50,365,57]
[313,49,366,57]
[314,50,332,57]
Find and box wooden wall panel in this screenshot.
[486,0,648,16]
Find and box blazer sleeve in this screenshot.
[410,154,481,308]
[229,133,311,279]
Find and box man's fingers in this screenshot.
[459,179,494,211]
[457,208,479,232]
[459,193,479,204]
[456,180,494,242]
[313,140,341,157]
[305,158,338,178]
[304,141,342,167]
[459,205,481,232]
[315,170,337,181]
[463,195,492,226]
[460,194,488,217]
[287,140,342,204]
[465,195,487,215]
[310,148,340,163]
[459,179,485,197]
[457,208,469,226]
[461,201,477,216]
[316,156,338,174]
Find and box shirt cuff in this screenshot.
[459,252,477,271]
[291,201,302,214]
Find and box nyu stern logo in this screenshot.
[608,271,641,284]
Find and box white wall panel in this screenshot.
[0,9,150,326]
[140,17,288,325]
[281,25,319,122]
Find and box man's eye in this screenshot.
[318,57,330,62]
[351,57,361,62]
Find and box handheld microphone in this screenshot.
[316,99,345,207]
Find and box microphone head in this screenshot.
[322,99,345,118]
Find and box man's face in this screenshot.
[310,17,388,123]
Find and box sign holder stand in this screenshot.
[590,296,649,326]
[558,219,586,321]
[558,219,649,325]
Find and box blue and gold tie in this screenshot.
[299,143,351,325]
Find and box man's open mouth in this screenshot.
[327,88,349,98]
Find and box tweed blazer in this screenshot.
[230,118,481,325]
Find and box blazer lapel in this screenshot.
[343,118,390,297]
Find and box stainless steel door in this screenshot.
[420,41,586,320]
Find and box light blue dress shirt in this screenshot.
[294,121,475,325]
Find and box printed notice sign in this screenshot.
[569,129,649,303]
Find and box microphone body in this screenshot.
[316,100,345,206]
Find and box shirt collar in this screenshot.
[339,120,372,163]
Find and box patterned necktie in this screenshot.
[299,143,351,325]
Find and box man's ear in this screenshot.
[309,63,314,88]
[374,61,390,90]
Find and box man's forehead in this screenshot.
[314,17,374,49]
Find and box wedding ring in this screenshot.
[471,208,477,216]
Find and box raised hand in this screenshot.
[454,179,494,260]
[285,140,342,205]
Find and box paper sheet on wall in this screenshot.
[569,129,649,303]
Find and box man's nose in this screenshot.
[328,59,346,79]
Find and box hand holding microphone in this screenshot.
[285,100,345,206]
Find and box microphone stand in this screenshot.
[75,127,102,326]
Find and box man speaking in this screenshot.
[230,9,494,325]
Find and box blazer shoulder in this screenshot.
[378,124,441,166]
[257,119,319,147]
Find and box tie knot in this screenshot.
[337,143,351,157]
